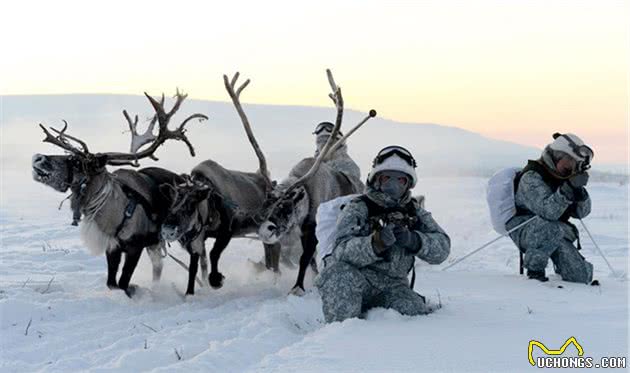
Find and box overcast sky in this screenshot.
[1,0,627,164]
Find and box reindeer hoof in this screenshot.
[107,282,119,290]
[123,284,138,298]
[289,286,305,297]
[209,273,225,289]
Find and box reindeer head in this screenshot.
[32,91,207,196]
[32,149,110,193]
[258,186,309,244]
[32,121,109,192]
[160,176,219,242]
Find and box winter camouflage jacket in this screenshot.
[327,188,450,281]
[315,142,361,182]
[507,161,591,240]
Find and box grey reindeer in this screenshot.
[159,73,279,296]
[31,92,207,297]
[258,69,376,295]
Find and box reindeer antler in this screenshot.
[39,121,90,156]
[223,72,272,188]
[282,70,376,195]
[123,94,162,155]
[103,90,208,166]
[282,70,343,195]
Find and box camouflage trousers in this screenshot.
[315,261,430,323]
[509,217,593,284]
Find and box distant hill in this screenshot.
[1,94,623,181]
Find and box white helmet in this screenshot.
[367,145,418,188]
[543,132,594,172]
[548,133,594,163]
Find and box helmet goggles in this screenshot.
[313,122,344,137]
[372,145,417,168]
[553,133,594,172]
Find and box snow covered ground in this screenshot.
[1,177,628,372]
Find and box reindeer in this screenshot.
[31,92,207,297]
[257,70,376,295]
[160,73,280,296]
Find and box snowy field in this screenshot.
[1,176,627,372]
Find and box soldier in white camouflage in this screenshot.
[315,146,451,323]
[507,133,595,284]
[313,121,361,182]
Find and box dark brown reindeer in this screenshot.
[257,70,376,295]
[160,73,280,296]
[32,92,207,297]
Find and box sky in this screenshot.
[1,0,628,165]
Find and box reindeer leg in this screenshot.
[186,251,200,296]
[146,243,164,283]
[264,243,281,272]
[118,248,142,298]
[199,247,209,286]
[292,223,317,296]
[209,233,231,289]
[106,250,122,289]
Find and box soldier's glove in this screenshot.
[372,224,396,256]
[393,225,422,254]
[569,172,589,189]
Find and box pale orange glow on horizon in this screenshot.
[1,0,628,164]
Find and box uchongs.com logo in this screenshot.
[528,337,626,369]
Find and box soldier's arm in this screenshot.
[332,200,382,267]
[569,188,591,219]
[517,171,574,221]
[411,208,451,264]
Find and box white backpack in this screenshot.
[315,194,361,267]
[486,167,522,234]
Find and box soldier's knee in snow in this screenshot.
[390,295,430,316]
[557,257,593,284]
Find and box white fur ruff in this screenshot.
[79,178,118,255]
[80,217,119,255]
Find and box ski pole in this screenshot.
[579,219,619,277]
[443,216,536,271]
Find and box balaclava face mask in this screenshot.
[315,133,330,151]
[542,147,575,178]
[374,170,410,200]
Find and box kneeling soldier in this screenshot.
[508,133,594,283]
[315,146,451,323]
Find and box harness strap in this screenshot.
[114,191,138,238]
[410,266,416,289]
[179,224,203,246]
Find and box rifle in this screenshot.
[369,211,418,231]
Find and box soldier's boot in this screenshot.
[527,269,549,282]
